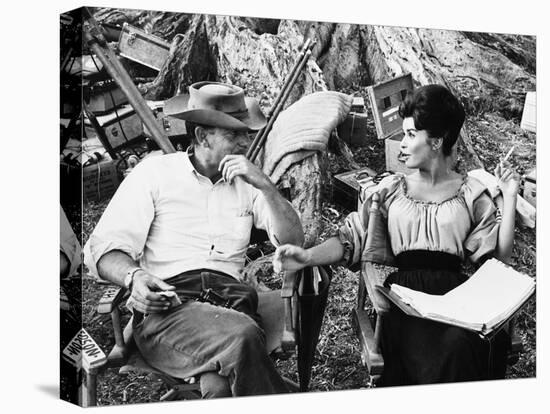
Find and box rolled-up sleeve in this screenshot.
[251,189,296,247]
[338,211,366,267]
[83,161,156,278]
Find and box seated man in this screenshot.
[84,82,304,398]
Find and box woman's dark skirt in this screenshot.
[379,251,511,386]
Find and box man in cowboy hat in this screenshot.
[84,82,304,397]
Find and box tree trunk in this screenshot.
[92,7,536,279]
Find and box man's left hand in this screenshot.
[219,154,271,190]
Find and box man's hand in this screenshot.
[130,270,176,314]
[219,154,271,189]
[273,244,311,273]
[495,161,520,199]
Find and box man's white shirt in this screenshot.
[84,152,280,281]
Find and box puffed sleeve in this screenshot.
[83,158,157,278]
[463,176,501,263]
[337,174,402,267]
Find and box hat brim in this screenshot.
[164,94,266,131]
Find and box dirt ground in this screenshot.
[63,95,536,405]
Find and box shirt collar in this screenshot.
[182,147,198,174]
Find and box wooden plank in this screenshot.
[352,308,384,375]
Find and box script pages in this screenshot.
[389,258,535,335]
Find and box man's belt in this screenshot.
[177,288,231,308]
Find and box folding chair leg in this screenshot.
[80,369,98,407]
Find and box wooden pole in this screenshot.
[249,48,313,163]
[246,39,313,161]
[82,9,175,155]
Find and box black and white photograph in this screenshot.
[57,2,540,408]
[0,0,534,412]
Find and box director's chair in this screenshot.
[352,192,524,385]
[87,263,331,405]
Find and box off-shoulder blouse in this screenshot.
[338,173,500,267]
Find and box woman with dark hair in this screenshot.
[273,84,520,386]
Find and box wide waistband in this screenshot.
[395,250,461,272]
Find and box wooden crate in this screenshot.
[520,91,536,133]
[523,168,536,207]
[83,158,121,202]
[351,96,366,113]
[117,23,170,71]
[337,112,369,147]
[367,73,416,174]
[84,83,128,114]
[84,105,144,149]
[333,167,377,210]
[144,101,188,137]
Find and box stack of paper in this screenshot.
[390,259,535,334]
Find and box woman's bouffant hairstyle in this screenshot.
[398,84,465,156]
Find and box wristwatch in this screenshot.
[124,267,143,292]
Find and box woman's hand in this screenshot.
[273,244,311,273]
[495,161,520,199]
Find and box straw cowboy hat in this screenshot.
[164,81,267,131]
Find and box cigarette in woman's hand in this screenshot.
[502,145,515,163]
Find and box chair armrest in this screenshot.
[96,285,133,366]
[281,270,297,298]
[281,271,297,351]
[362,262,392,313]
[97,285,127,314]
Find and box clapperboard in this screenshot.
[62,329,106,371]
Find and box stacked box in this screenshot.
[523,168,536,207]
[367,73,416,174]
[83,158,121,202]
[333,167,377,210]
